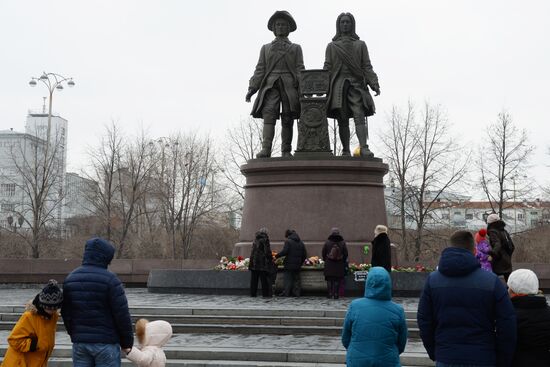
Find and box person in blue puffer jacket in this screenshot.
[342,266,407,366]
[61,237,133,366]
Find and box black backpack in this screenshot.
[327,243,343,261]
[502,230,515,256]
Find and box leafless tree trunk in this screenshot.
[0,128,65,258]
[173,133,218,258]
[380,101,469,261]
[85,122,123,242]
[478,111,534,222]
[408,102,469,261]
[379,102,418,258]
[114,130,157,258]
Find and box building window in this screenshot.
[465,213,473,220]
[530,211,538,216]
[517,213,524,220]
[531,219,539,227]
[1,204,15,212]
[442,213,450,220]
[1,183,16,197]
[453,211,462,216]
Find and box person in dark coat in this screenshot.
[322,227,348,299]
[275,229,307,297]
[342,267,407,366]
[487,213,514,281]
[417,230,516,366]
[508,269,550,366]
[248,227,273,297]
[61,237,134,365]
[371,224,391,272]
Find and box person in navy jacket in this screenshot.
[62,237,133,366]
[342,266,407,366]
[417,230,516,366]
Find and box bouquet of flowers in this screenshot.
[303,256,324,268]
[215,256,249,271]
[348,263,371,273]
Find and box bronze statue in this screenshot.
[324,13,380,157]
[246,10,305,158]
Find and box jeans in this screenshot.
[73,342,121,367]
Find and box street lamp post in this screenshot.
[29,72,75,150]
[29,72,75,236]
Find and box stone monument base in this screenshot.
[234,157,388,263]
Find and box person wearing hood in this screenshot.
[507,269,550,366]
[62,237,133,366]
[487,213,514,281]
[1,280,63,367]
[275,229,307,297]
[126,319,173,367]
[248,227,273,297]
[371,224,392,272]
[322,227,348,299]
[341,267,407,366]
[475,228,493,272]
[417,230,516,366]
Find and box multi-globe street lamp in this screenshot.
[29,72,75,235]
[29,72,75,149]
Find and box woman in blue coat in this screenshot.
[342,267,407,366]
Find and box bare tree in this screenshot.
[173,133,218,258]
[379,102,418,258]
[479,111,534,219]
[0,128,65,257]
[85,122,124,242]
[113,130,157,257]
[407,102,469,261]
[380,101,469,261]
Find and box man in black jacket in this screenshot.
[62,237,133,366]
[275,229,307,297]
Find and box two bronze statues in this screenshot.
[246,11,380,159]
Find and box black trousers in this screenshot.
[326,279,341,298]
[283,270,302,297]
[250,270,271,297]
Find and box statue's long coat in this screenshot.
[324,38,379,119]
[249,40,305,119]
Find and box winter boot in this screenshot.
[256,121,275,158]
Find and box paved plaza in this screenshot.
[0,285,420,309]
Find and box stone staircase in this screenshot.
[0,304,433,366]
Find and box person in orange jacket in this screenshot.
[1,280,63,367]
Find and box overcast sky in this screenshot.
[1,0,549,193]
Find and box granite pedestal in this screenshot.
[234,157,388,263]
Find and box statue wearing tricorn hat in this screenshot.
[246,10,305,158]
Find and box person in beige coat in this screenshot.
[126,319,172,367]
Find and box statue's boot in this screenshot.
[281,117,293,158]
[256,122,275,158]
[338,122,351,156]
[355,117,374,158]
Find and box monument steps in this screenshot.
[0,305,431,366]
[0,308,421,337]
[0,345,433,366]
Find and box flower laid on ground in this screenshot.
[215,256,249,271]
[348,263,371,273]
[391,265,434,272]
[348,263,433,273]
[303,256,324,268]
